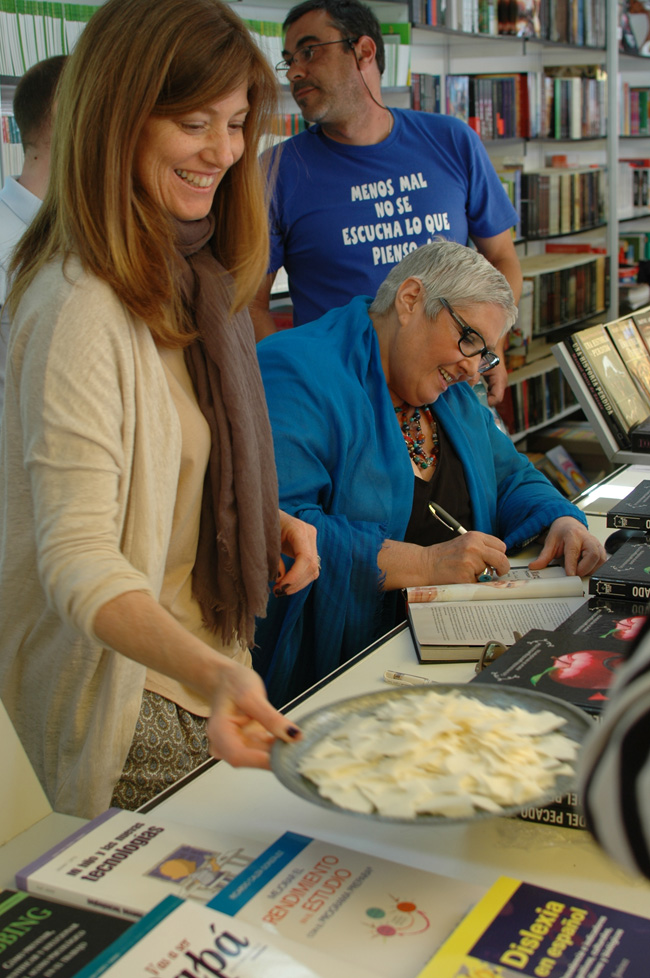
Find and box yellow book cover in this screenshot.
[416,875,650,978]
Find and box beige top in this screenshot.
[149,347,249,716]
[0,258,248,817]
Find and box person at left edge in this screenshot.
[254,240,605,705]
[0,0,318,819]
[0,55,67,413]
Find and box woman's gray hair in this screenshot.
[369,240,518,335]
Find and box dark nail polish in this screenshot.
[286,726,300,739]
[274,584,289,597]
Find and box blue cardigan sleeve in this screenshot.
[435,383,588,552]
[255,325,413,702]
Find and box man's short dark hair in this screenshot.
[283,0,385,75]
[13,54,67,150]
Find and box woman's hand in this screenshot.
[208,659,300,770]
[274,509,319,596]
[528,516,607,577]
[420,531,510,583]
[378,531,509,590]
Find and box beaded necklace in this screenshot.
[394,402,440,471]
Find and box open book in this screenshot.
[406,567,586,663]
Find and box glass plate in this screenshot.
[271,683,593,824]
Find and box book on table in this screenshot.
[415,875,650,978]
[14,807,267,922]
[71,894,344,978]
[605,479,650,531]
[588,540,650,602]
[0,888,130,978]
[470,627,629,717]
[208,831,485,978]
[72,831,486,978]
[405,566,586,663]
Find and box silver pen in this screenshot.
[384,669,439,687]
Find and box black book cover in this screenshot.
[555,595,649,642]
[606,479,650,530]
[630,416,650,454]
[588,540,650,601]
[0,888,129,977]
[471,628,628,715]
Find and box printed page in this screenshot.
[409,596,587,646]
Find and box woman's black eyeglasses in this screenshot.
[275,37,359,73]
[436,297,500,374]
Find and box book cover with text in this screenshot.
[416,876,650,977]
[209,832,484,978]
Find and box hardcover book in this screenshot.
[633,305,650,353]
[556,594,649,641]
[606,479,650,530]
[563,334,631,450]
[571,324,649,435]
[0,888,129,978]
[405,567,585,662]
[630,415,650,453]
[588,540,650,601]
[470,628,628,715]
[606,316,650,407]
[15,807,266,922]
[415,875,650,978]
[209,831,484,978]
[512,596,649,830]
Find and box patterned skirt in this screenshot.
[110,689,210,810]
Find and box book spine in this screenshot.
[606,513,650,530]
[630,428,650,455]
[565,338,631,449]
[588,576,650,601]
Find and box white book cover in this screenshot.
[209,832,484,978]
[73,894,345,978]
[16,807,266,921]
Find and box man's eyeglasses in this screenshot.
[275,36,359,74]
[436,297,500,375]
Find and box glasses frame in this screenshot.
[436,297,500,375]
[275,36,359,74]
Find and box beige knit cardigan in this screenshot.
[0,257,182,818]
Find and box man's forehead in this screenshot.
[284,11,340,48]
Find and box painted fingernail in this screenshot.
[286,726,300,739]
[274,584,289,597]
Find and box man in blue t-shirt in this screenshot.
[249,0,522,404]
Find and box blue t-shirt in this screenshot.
[268,108,519,325]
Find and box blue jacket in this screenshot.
[256,296,587,705]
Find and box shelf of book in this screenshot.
[498,355,580,443]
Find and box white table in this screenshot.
[3,465,650,914]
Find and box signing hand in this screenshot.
[423,531,510,584]
[528,516,607,577]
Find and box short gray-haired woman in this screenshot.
[254,240,606,704]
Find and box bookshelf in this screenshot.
[0,0,645,456]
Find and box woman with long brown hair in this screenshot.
[0,0,318,818]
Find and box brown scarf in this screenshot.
[175,216,280,648]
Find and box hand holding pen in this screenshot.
[428,502,508,583]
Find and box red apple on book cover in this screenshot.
[532,649,625,691]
